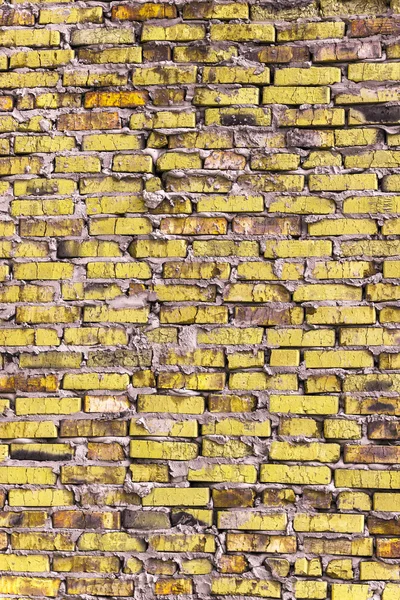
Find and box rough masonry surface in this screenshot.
[0,0,399,598]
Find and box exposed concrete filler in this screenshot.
[0,0,399,598]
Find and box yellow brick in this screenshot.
[10,49,74,68]
[227,350,264,369]
[61,465,125,484]
[0,576,60,597]
[80,177,142,194]
[15,396,81,415]
[9,488,74,507]
[193,240,258,257]
[138,394,204,414]
[263,86,330,104]
[277,21,345,41]
[304,537,372,557]
[183,2,248,18]
[276,67,341,86]
[374,493,400,511]
[346,150,400,168]
[79,47,142,64]
[237,262,303,281]
[270,441,339,463]
[252,1,318,19]
[303,150,342,168]
[360,562,400,580]
[383,584,400,600]
[15,135,75,153]
[54,555,119,573]
[320,0,386,15]
[150,533,215,553]
[133,65,196,85]
[383,175,400,192]
[294,514,364,533]
[78,532,146,552]
[142,24,205,41]
[89,216,151,235]
[63,373,129,390]
[86,196,145,215]
[309,174,378,191]
[211,578,280,598]
[205,107,270,126]
[55,155,101,173]
[130,440,197,460]
[0,421,57,438]
[71,28,134,45]
[188,464,257,483]
[335,128,381,146]
[210,23,274,42]
[181,559,212,575]
[264,240,332,258]
[14,262,73,280]
[294,284,361,302]
[229,372,298,392]
[0,467,56,484]
[251,153,300,171]
[310,218,377,236]
[0,72,58,88]
[270,395,338,415]
[261,465,331,485]
[203,66,269,84]
[332,584,371,600]
[0,554,50,572]
[156,151,201,171]
[82,133,142,152]
[130,418,197,438]
[338,492,371,511]
[295,558,322,577]
[202,418,270,437]
[39,6,102,23]
[87,262,150,279]
[311,260,375,279]
[12,199,74,216]
[382,219,400,235]
[163,261,230,280]
[155,579,192,596]
[142,488,209,506]
[130,464,169,483]
[280,108,345,127]
[14,178,76,196]
[307,306,375,325]
[336,470,400,489]
[270,349,300,367]
[193,88,259,106]
[17,306,79,324]
[304,350,373,368]
[0,29,60,46]
[295,581,327,599]
[203,439,251,459]
[349,62,400,82]
[324,419,362,439]
[267,328,335,347]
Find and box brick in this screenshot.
[260,465,331,485]
[210,578,280,598]
[0,576,60,597]
[210,24,274,42]
[142,24,205,41]
[263,86,330,105]
[71,28,134,45]
[275,67,341,86]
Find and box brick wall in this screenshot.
[0,0,400,597]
